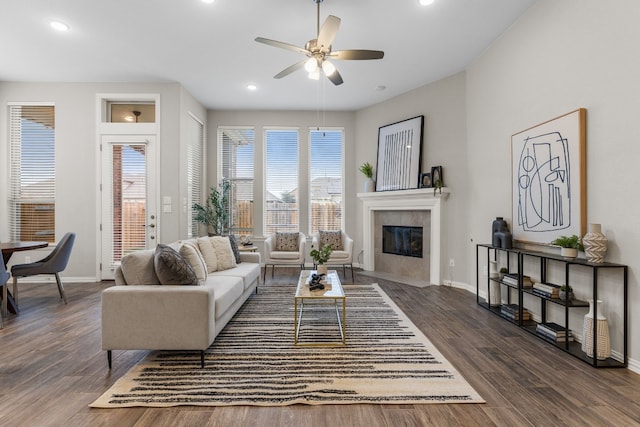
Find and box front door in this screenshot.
[101,135,157,280]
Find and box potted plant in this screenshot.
[433,178,443,196]
[559,284,574,301]
[359,161,375,192]
[310,244,333,275]
[550,235,583,259]
[193,180,230,236]
[499,267,508,281]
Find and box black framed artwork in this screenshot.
[375,115,424,191]
[420,172,432,188]
[430,166,443,187]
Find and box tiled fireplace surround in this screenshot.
[358,188,448,285]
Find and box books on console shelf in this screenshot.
[500,304,531,321]
[502,274,533,287]
[532,282,560,298]
[536,322,574,341]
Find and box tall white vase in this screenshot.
[582,299,611,360]
[583,223,607,263]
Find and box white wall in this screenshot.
[354,72,469,286]
[466,0,640,368]
[0,82,204,279]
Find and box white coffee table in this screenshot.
[294,270,346,346]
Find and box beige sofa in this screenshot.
[101,237,260,368]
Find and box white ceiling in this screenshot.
[0,0,536,111]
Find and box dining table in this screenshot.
[1,241,49,314]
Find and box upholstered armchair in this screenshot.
[263,232,306,281]
[311,230,354,281]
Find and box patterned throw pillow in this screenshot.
[319,230,343,251]
[197,237,218,273]
[153,244,199,285]
[210,236,237,271]
[228,235,242,264]
[275,232,299,251]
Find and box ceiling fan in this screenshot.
[255,0,384,86]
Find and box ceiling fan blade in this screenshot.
[255,37,310,55]
[330,50,385,60]
[326,68,344,86]
[317,15,341,50]
[274,59,307,79]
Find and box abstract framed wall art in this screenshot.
[375,115,424,191]
[511,108,586,245]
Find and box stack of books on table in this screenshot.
[532,282,560,298]
[536,322,574,342]
[500,304,531,321]
[502,274,533,288]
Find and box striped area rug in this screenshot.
[91,283,484,407]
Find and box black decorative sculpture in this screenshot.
[492,217,513,249]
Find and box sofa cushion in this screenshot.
[210,236,237,271]
[154,244,199,285]
[205,276,244,321]
[209,262,261,291]
[179,242,208,283]
[228,235,242,264]
[120,249,160,285]
[319,230,343,250]
[197,237,218,273]
[275,232,299,251]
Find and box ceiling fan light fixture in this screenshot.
[305,57,319,73]
[322,60,336,76]
[308,70,320,80]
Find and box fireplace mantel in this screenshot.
[357,188,449,285]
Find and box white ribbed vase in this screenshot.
[583,223,607,263]
[581,299,611,360]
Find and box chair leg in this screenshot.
[350,263,355,282]
[271,264,275,278]
[54,273,67,304]
[2,281,7,319]
[12,276,18,307]
[107,350,112,369]
[342,264,347,279]
[200,351,205,368]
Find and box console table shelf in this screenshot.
[476,244,628,368]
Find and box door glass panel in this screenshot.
[110,144,147,265]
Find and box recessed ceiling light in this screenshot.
[247,84,257,91]
[49,20,70,32]
[375,85,387,91]
[201,0,215,4]
[419,0,435,5]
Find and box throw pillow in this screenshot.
[120,249,160,285]
[210,236,237,271]
[228,234,242,264]
[275,232,299,251]
[197,237,218,273]
[154,244,199,285]
[319,230,343,250]
[179,242,208,283]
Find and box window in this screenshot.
[309,129,344,234]
[8,104,56,243]
[264,129,299,234]
[187,116,204,238]
[219,127,255,236]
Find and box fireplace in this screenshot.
[357,188,448,285]
[382,226,423,258]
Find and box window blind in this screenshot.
[264,129,299,234]
[309,129,344,234]
[219,127,254,236]
[187,117,204,238]
[8,105,56,242]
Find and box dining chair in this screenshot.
[0,258,10,328]
[11,232,76,308]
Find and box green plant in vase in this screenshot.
[310,244,333,274]
[193,179,231,236]
[551,235,583,259]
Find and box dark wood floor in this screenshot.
[1,269,640,426]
